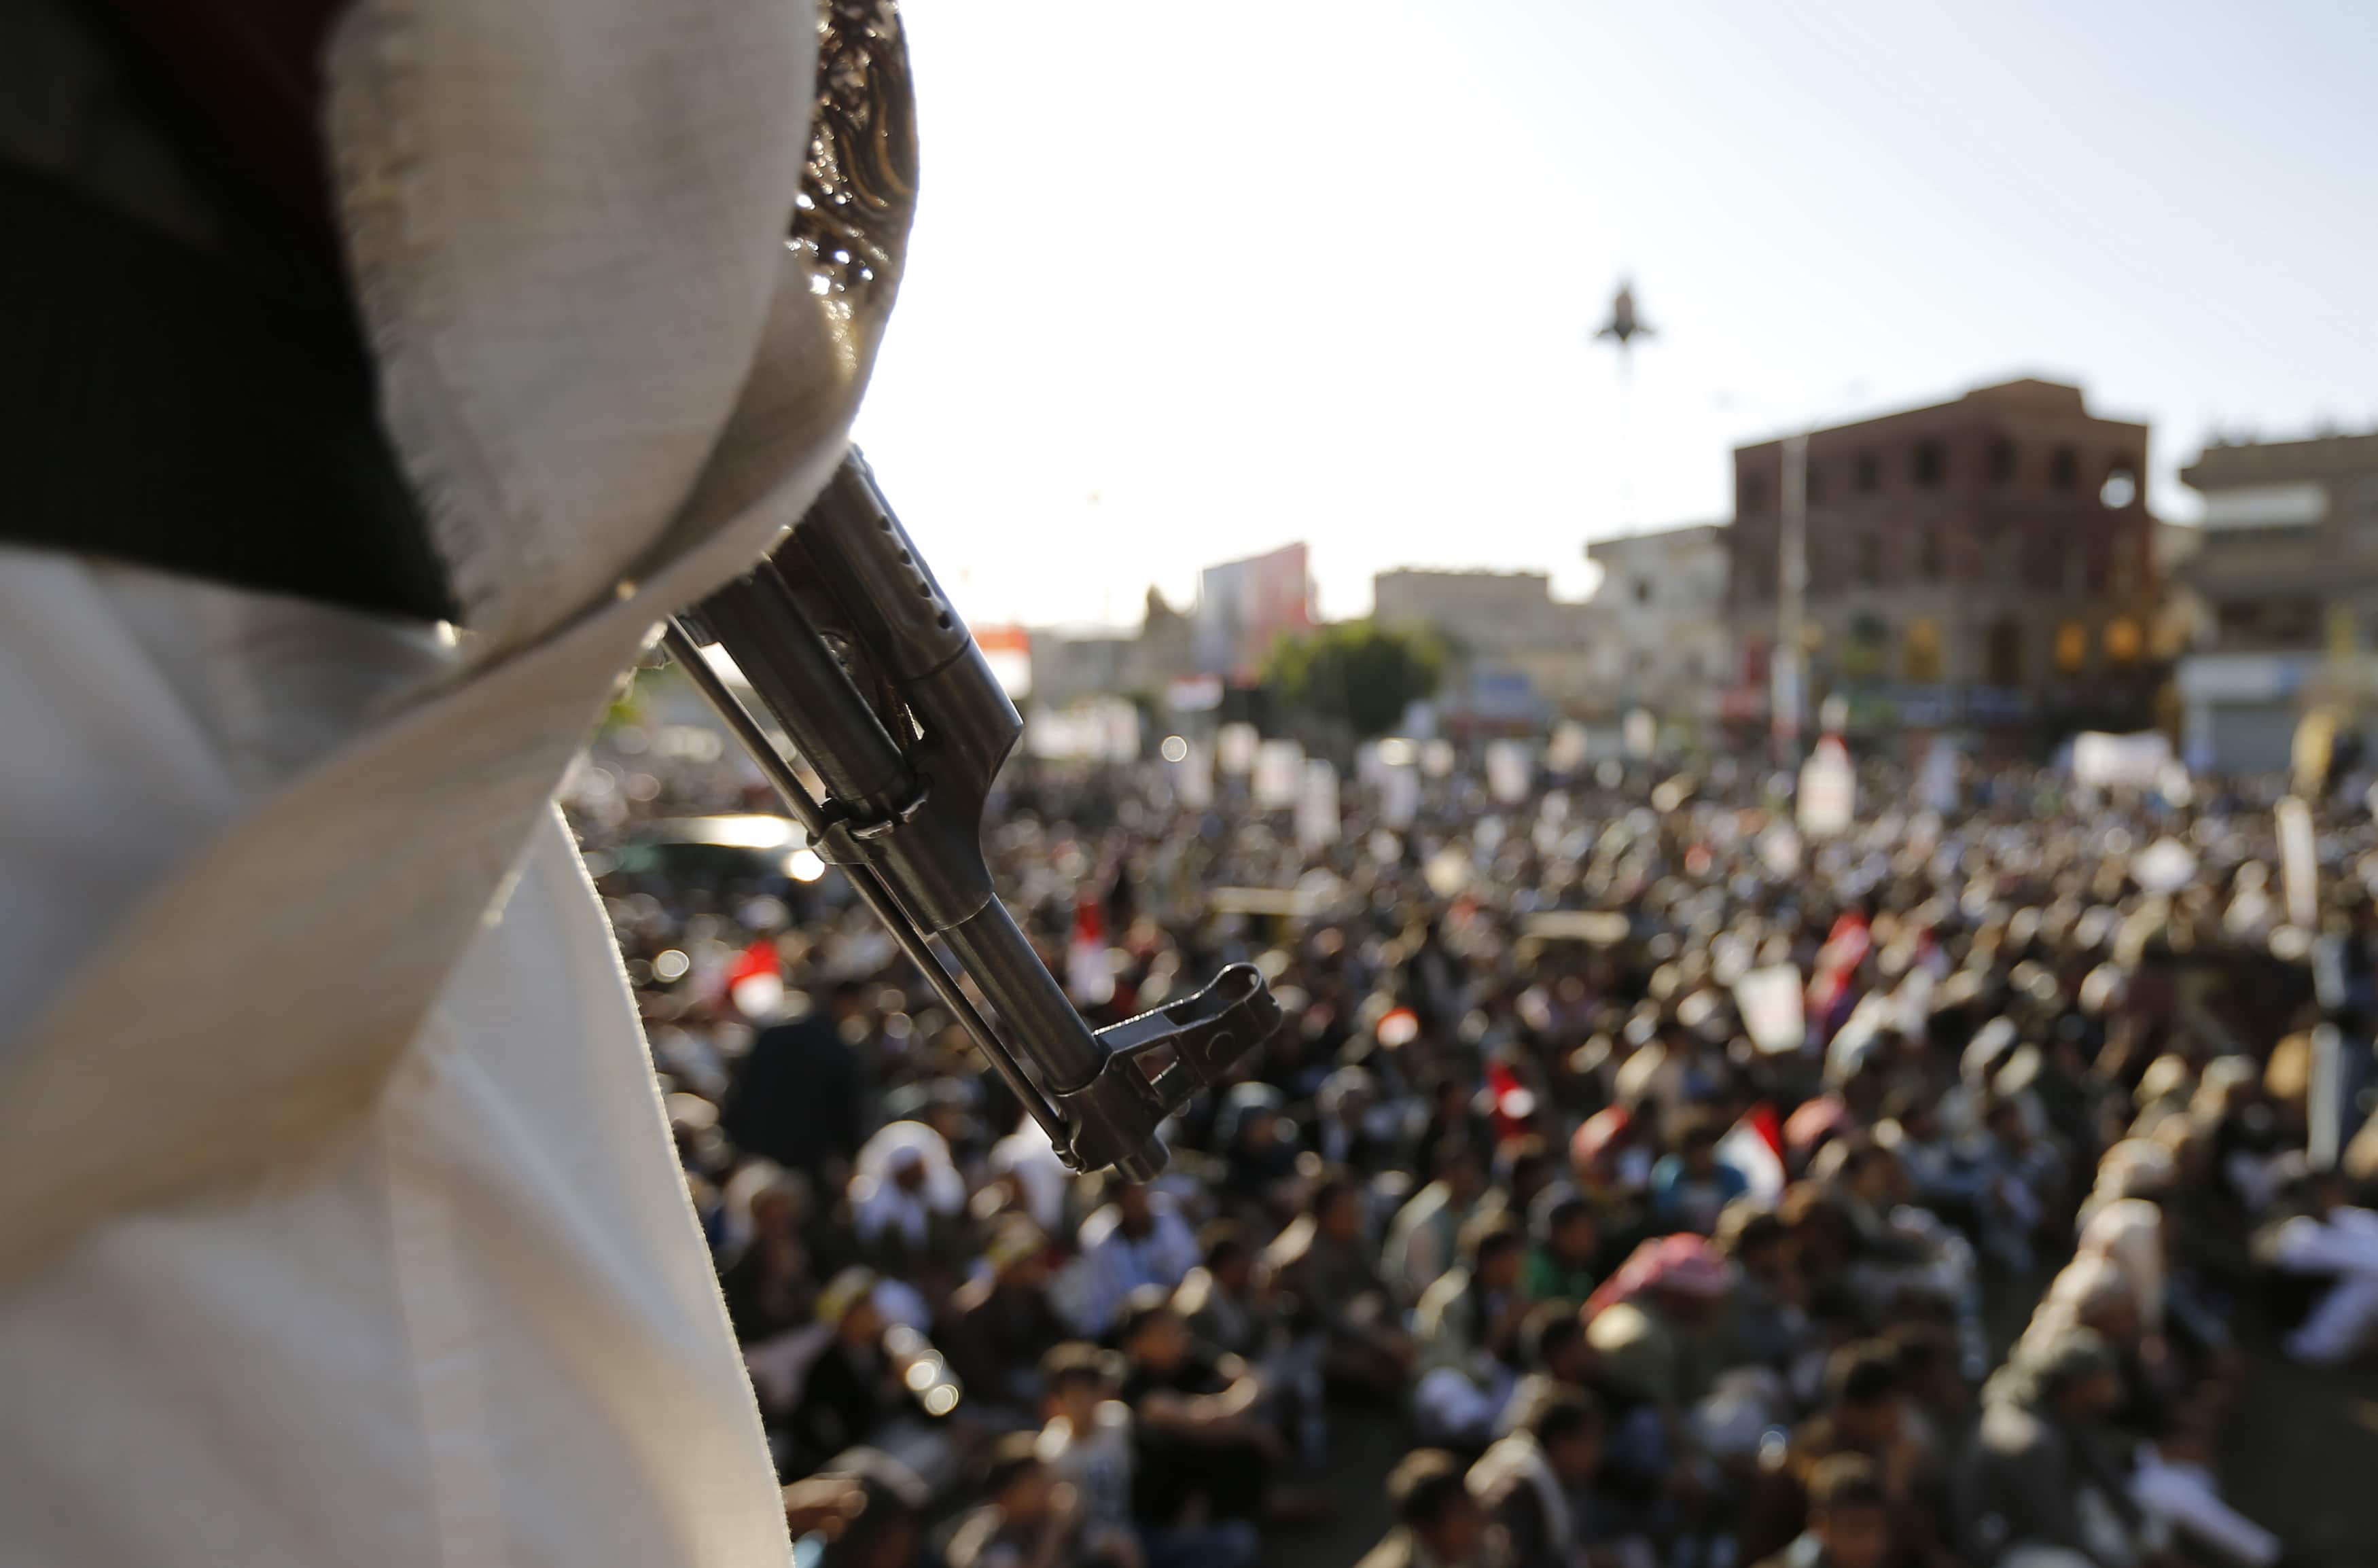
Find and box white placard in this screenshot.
[1218,721,1259,775]
[2072,730,2173,789]
[1421,738,1457,779]
[1296,759,1341,851]
[1172,740,1213,809]
[1548,721,1589,772]
[1379,763,1421,827]
[1623,709,1656,759]
[1733,964,1807,1055]
[1797,737,1856,837]
[1254,738,1304,808]
[1917,743,1959,813]
[2132,836,2198,894]
[2277,794,2318,930]
[1486,739,1534,804]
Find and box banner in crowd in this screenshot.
[1797,737,1856,837]
[1217,721,1259,776]
[1253,739,1303,808]
[1486,740,1534,804]
[2071,730,2173,789]
[1733,963,1806,1054]
[1296,760,1341,851]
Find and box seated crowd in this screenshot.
[575,745,2378,1568]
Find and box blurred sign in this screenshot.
[1171,739,1213,808]
[1296,760,1341,851]
[1217,721,1259,775]
[1253,739,1304,808]
[2072,730,2172,789]
[2277,794,2318,930]
[1026,698,1139,761]
[2131,836,2199,894]
[1917,743,1959,813]
[1623,709,1656,759]
[1486,740,1534,804]
[1733,964,1807,1055]
[1548,721,1589,772]
[1797,737,1856,837]
[1379,762,1421,827]
[1165,674,1223,713]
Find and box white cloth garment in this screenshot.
[0,0,902,1563]
[2273,1205,2378,1364]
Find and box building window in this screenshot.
[2054,619,2089,673]
[1634,577,1652,605]
[1845,613,1889,679]
[1918,528,1943,582]
[2101,465,2139,509]
[1856,535,1881,586]
[2110,535,2137,599]
[1806,464,1827,504]
[1741,474,1770,513]
[1853,451,1880,493]
[2050,446,2079,489]
[1984,616,2023,686]
[1987,438,2017,484]
[2104,616,2142,664]
[1904,618,1944,681]
[1913,440,1946,488]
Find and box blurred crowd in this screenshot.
[567,713,2378,1568]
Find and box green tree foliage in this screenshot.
[1264,620,1447,738]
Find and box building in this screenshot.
[2173,429,2378,773]
[1581,524,1733,732]
[1192,544,1314,682]
[1026,589,1197,710]
[1370,567,1605,728]
[1372,568,1568,656]
[1728,378,2157,749]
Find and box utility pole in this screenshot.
[1595,281,1656,536]
[1773,430,1809,764]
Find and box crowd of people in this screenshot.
[566,707,2378,1568]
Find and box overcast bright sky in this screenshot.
[851,0,2378,629]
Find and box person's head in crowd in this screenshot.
[1524,1387,1605,1484]
[1116,1291,1192,1375]
[985,1217,1052,1291]
[1499,1138,1558,1214]
[1201,1222,1256,1294]
[2030,1325,2125,1421]
[1386,1450,1487,1565]
[1521,1303,1597,1383]
[1823,1340,1909,1450]
[818,1268,884,1347]
[1537,1194,1600,1272]
[1885,1322,1968,1419]
[1112,1181,1156,1239]
[1311,1173,1366,1244]
[1434,1139,1487,1206]
[1804,1454,1893,1568]
[1041,1342,1120,1431]
[815,1474,925,1568]
[1714,1202,1793,1285]
[1672,1112,1726,1177]
[978,1433,1064,1530]
[1461,1210,1529,1293]
[1813,1137,1900,1209]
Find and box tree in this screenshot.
[1264,620,1446,739]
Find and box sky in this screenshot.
[851,0,2378,630]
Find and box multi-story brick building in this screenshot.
[1728,378,2157,749]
